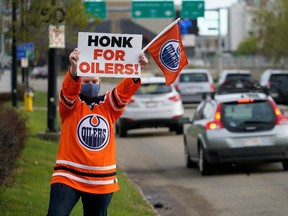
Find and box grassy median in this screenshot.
[0,91,156,216]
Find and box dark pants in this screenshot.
[47,183,113,216]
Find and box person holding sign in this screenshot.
[46,48,148,216]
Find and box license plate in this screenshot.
[146,101,157,108]
[243,137,261,146]
[270,92,279,98]
[236,83,244,88]
[185,86,201,93]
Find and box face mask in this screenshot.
[80,83,100,99]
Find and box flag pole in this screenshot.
[141,18,181,53]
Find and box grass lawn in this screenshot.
[0,91,156,216]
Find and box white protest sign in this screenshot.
[77,32,142,78]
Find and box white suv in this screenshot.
[116,77,184,137]
[174,69,215,104]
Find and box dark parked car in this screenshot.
[259,69,288,105]
[182,90,288,175]
[217,70,254,93]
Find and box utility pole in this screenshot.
[47,47,57,132]
[47,0,65,133]
[11,0,17,107]
[206,8,224,74]
[47,0,58,133]
[217,8,223,74]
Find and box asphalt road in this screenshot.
[14,75,288,216]
[116,107,288,216]
[117,120,288,216]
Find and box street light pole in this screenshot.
[47,47,58,132]
[11,0,17,107]
[217,8,223,74]
[206,8,225,74]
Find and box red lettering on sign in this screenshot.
[79,62,138,75]
[79,62,90,73]
[93,49,126,61]
[105,63,114,74]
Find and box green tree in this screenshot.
[236,36,258,55]
[253,0,288,62]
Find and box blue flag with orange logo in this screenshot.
[143,18,188,86]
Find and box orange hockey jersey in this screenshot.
[50,72,141,194]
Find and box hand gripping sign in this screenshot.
[77,32,143,78]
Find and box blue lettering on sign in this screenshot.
[159,40,180,72]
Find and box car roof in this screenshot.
[140,76,166,84]
[180,68,210,74]
[213,92,270,103]
[264,69,288,74]
[221,70,250,74]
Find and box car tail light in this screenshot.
[268,100,288,125]
[205,104,224,130]
[172,115,182,119]
[124,117,134,122]
[129,99,135,104]
[169,95,181,101]
[222,81,231,86]
[247,80,253,87]
[210,83,214,91]
[174,84,180,92]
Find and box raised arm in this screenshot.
[69,48,79,80]
[133,52,148,83]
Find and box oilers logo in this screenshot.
[77,114,110,151]
[160,40,181,72]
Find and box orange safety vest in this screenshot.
[50,72,141,194]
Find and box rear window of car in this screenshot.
[221,101,276,132]
[135,83,172,95]
[179,73,208,83]
[270,74,288,83]
[226,74,251,81]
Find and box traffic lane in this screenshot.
[116,129,217,216]
[116,123,288,215]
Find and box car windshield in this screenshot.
[226,74,250,81]
[135,83,172,95]
[179,73,208,82]
[221,101,276,132]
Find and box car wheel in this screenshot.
[198,144,212,176]
[282,160,288,170]
[119,124,127,137]
[184,144,197,168]
[175,125,183,134]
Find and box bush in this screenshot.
[0,103,27,185]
